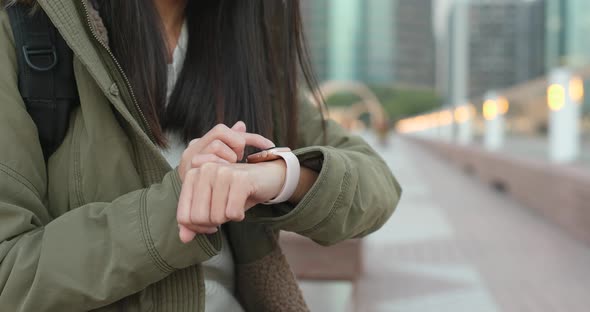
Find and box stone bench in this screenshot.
[279,231,363,310]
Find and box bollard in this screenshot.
[547,68,583,163]
[483,91,507,151]
[438,110,454,142]
[455,103,474,145]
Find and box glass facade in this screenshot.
[300,0,435,87]
[546,0,590,69]
[327,0,363,81]
[300,0,330,81]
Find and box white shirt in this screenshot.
[162,21,245,312]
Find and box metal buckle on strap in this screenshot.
[22,45,58,72]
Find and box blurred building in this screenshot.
[389,0,436,89]
[441,0,546,103]
[467,0,545,98]
[300,0,330,82]
[300,0,436,88]
[359,0,396,84]
[545,0,590,70]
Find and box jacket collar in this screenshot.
[36,0,170,181]
[84,0,108,45]
[12,0,108,44]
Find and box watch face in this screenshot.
[246,147,291,163]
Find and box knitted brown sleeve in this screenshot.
[236,246,310,312]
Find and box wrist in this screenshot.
[288,165,319,205]
[246,147,314,205]
[259,149,300,204]
[248,160,287,202]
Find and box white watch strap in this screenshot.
[263,151,300,205]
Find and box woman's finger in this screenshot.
[198,124,244,150]
[210,166,232,225]
[179,224,197,243]
[197,124,246,161]
[178,169,217,243]
[191,154,229,169]
[241,132,276,150]
[202,140,239,163]
[180,223,217,238]
[177,168,197,226]
[182,223,218,233]
[188,121,245,149]
[190,163,215,227]
[197,124,274,159]
[231,121,247,133]
[225,171,250,222]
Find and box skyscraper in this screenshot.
[327,0,364,81]
[300,0,437,88]
[390,0,436,88]
[359,0,396,84]
[545,0,590,70]
[441,0,546,102]
[466,0,545,98]
[300,0,330,82]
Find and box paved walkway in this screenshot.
[301,135,590,312]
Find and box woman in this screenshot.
[0,0,401,311]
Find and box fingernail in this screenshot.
[267,139,276,147]
[179,230,196,244]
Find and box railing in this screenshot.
[396,66,589,165]
[397,66,590,246]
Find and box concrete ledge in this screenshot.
[279,231,363,281]
[409,137,590,245]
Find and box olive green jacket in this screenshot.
[0,1,401,311]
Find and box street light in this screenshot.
[483,92,505,151]
[498,96,510,115]
[454,105,472,124]
[547,68,582,163]
[547,83,565,111]
[483,99,498,121]
[569,76,584,103]
[439,110,453,126]
[455,104,474,145]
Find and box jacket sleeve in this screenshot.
[0,10,220,311]
[248,100,402,246]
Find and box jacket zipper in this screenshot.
[80,0,155,144]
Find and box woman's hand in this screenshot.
[176,160,287,243]
[176,121,275,241]
[178,121,275,181]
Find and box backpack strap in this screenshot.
[7,3,78,161]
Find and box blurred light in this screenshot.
[439,110,453,126]
[569,76,584,103]
[396,115,429,133]
[419,115,429,128]
[497,97,509,115]
[454,105,472,123]
[483,99,498,121]
[548,84,565,111]
[469,105,477,117]
[397,109,460,134]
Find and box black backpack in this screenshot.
[7,3,78,161]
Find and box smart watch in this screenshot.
[247,147,300,204]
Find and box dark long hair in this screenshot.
[98,0,322,148]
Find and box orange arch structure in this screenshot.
[307,81,388,130]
